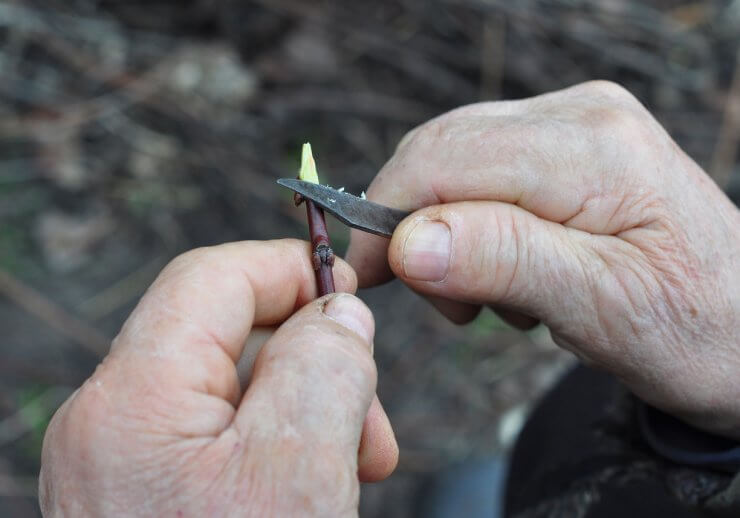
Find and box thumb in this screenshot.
[236,293,391,474]
[387,201,597,326]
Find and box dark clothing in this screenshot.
[504,366,740,517]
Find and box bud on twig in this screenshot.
[296,143,335,296]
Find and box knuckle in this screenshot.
[583,102,652,146]
[395,125,421,152]
[444,101,495,118]
[399,116,456,153]
[572,82,656,145]
[157,245,240,293]
[396,103,495,153]
[578,80,636,103]
[418,117,454,142]
[166,245,217,274]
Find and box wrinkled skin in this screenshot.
[40,240,398,517]
[41,81,740,517]
[347,80,740,439]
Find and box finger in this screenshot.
[345,237,481,323]
[358,395,399,482]
[236,326,276,390]
[490,307,540,330]
[237,329,399,480]
[386,201,601,327]
[346,230,395,287]
[238,294,377,462]
[427,296,482,325]
[91,240,357,436]
[346,80,653,288]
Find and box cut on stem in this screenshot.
[297,143,335,296]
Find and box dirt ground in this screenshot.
[0,1,738,516]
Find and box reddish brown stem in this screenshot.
[305,199,335,296]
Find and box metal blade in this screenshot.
[277,179,410,237]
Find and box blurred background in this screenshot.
[0,0,738,516]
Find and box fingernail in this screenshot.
[324,294,375,344]
[402,221,451,281]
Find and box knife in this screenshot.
[277,179,410,237]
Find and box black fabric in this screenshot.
[638,404,740,473]
[504,365,735,517]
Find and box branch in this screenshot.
[297,143,335,296]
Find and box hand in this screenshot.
[40,240,398,517]
[347,81,740,438]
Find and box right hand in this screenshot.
[346,81,740,438]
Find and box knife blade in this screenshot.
[277,179,410,237]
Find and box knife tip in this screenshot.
[276,178,297,188]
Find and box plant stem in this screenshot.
[296,143,335,296]
[305,199,335,296]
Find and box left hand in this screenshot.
[39,240,398,517]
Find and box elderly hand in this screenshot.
[40,240,398,517]
[347,81,740,438]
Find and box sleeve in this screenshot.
[505,365,739,518]
[638,402,740,516]
[638,403,740,473]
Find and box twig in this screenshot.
[305,199,335,295]
[295,144,335,296]
[0,269,110,356]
